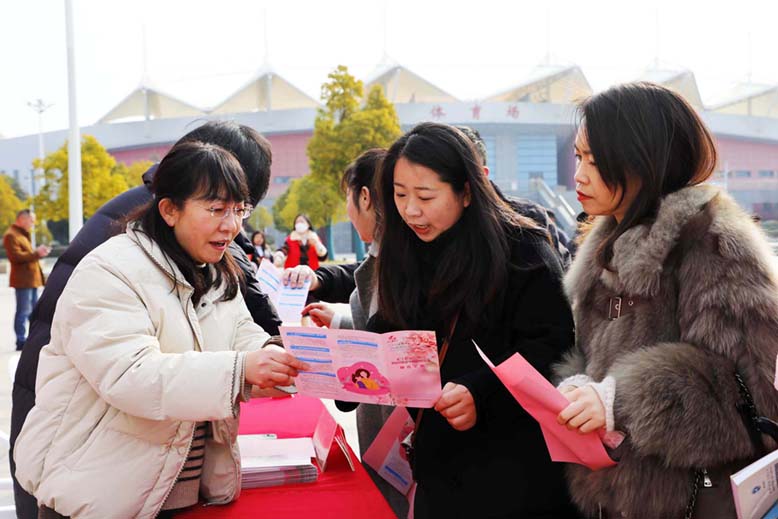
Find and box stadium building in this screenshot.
[1,61,777,251]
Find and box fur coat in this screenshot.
[554,185,778,518]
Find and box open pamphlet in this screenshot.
[731,449,778,519]
[473,341,616,471]
[237,435,318,488]
[256,260,310,324]
[280,326,442,407]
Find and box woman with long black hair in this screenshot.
[370,122,577,518]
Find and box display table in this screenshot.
[178,396,396,518]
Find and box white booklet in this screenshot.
[256,260,311,324]
[731,449,778,519]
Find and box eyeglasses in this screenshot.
[205,204,253,221]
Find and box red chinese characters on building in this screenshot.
[430,105,446,120]
[506,105,520,119]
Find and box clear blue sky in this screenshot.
[2,0,777,138]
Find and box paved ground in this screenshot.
[0,260,359,512]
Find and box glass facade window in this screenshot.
[758,170,775,178]
[515,135,557,195]
[733,170,751,178]
[273,176,292,184]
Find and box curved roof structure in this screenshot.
[638,68,703,108]
[98,84,204,124]
[485,65,592,104]
[711,83,778,118]
[210,67,319,114]
[365,59,458,104]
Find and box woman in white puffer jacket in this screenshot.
[14,141,309,519]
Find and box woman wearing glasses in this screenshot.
[14,141,309,518]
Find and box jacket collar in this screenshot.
[11,224,31,239]
[565,184,720,299]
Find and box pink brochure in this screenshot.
[473,342,616,471]
[280,327,442,408]
[363,407,416,495]
[311,405,354,472]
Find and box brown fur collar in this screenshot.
[565,185,726,300]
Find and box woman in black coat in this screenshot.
[370,122,578,518]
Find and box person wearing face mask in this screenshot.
[553,82,778,518]
[276,214,327,269]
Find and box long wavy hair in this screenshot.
[128,141,249,305]
[579,82,717,268]
[375,122,540,332]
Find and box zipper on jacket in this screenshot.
[151,424,196,518]
[702,468,713,488]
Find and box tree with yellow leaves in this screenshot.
[30,135,131,224]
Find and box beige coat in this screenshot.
[14,224,270,518]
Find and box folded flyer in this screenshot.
[280,326,441,407]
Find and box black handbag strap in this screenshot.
[686,371,778,519]
[734,371,769,456]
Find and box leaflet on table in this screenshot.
[280,326,441,408]
[256,260,310,324]
[473,341,616,471]
[363,407,415,495]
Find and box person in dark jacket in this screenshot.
[369,122,576,518]
[9,121,281,519]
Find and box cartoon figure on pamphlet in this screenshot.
[338,362,390,395]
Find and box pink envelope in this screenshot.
[474,342,616,471]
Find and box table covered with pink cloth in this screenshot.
[178,395,396,518]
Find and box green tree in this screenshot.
[0,174,24,232]
[275,66,401,255]
[31,135,130,223]
[246,206,274,232]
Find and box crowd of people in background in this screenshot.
[5,82,778,519]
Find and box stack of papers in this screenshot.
[731,449,778,519]
[237,435,318,488]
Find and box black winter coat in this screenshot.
[367,227,578,518]
[9,166,281,519]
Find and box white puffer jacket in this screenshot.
[14,224,270,518]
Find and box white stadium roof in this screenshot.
[710,83,778,118]
[485,64,593,104]
[98,84,205,123]
[638,68,703,108]
[210,66,319,114]
[365,59,458,104]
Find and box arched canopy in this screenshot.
[210,67,319,114]
[98,85,204,123]
[485,65,592,104]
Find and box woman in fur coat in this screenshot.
[554,82,778,518]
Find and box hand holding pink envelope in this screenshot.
[473,341,616,471]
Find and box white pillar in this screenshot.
[65,0,83,241]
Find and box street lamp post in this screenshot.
[65,0,83,241]
[26,99,52,249]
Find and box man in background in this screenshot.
[3,209,50,350]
